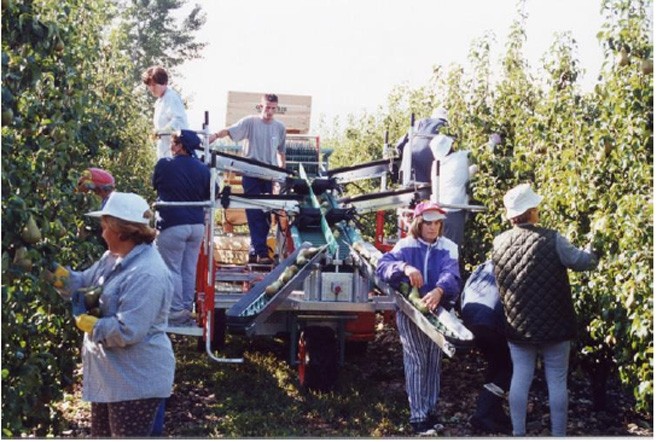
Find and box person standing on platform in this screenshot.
[209,93,286,264]
[142,66,189,160]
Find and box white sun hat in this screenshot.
[430,134,454,159]
[86,192,152,225]
[431,107,448,121]
[503,183,543,220]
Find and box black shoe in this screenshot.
[410,421,437,436]
[470,389,511,434]
[248,253,258,264]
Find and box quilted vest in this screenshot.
[492,225,576,344]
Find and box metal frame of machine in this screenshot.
[159,112,485,390]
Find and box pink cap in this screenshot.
[413,201,446,221]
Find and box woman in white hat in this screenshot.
[492,183,599,437]
[376,201,461,435]
[52,192,175,437]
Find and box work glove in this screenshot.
[75,314,98,334]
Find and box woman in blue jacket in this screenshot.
[376,201,461,436]
[56,192,175,437]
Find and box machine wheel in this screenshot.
[297,326,338,392]
[197,309,227,353]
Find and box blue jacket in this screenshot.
[67,244,175,402]
[376,235,461,308]
[152,155,211,230]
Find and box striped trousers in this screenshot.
[396,311,443,423]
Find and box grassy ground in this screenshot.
[56,315,653,438]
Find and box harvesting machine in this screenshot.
[160,111,484,391]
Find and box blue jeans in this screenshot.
[508,340,570,436]
[242,176,272,257]
[156,224,205,312]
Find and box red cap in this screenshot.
[78,168,115,191]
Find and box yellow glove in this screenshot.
[45,262,70,289]
[75,314,98,334]
[52,264,70,289]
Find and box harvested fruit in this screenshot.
[408,287,429,314]
[82,286,102,310]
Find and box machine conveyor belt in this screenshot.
[225,243,327,335]
[347,242,473,357]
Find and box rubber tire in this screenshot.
[197,309,227,353]
[298,326,338,392]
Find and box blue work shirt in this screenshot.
[67,243,175,402]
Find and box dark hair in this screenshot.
[141,66,169,86]
[509,209,533,225]
[172,130,200,156]
[263,93,278,103]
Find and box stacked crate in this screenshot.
[213,234,251,265]
[285,135,321,177]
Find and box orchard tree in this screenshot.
[320,0,652,414]
[2,0,154,435]
[112,0,207,84]
[574,0,653,412]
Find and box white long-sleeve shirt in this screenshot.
[154,88,189,159]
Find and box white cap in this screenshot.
[86,192,152,225]
[503,184,543,220]
[430,134,454,159]
[431,107,448,121]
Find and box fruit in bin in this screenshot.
[279,267,295,284]
[409,287,429,314]
[298,247,320,260]
[295,255,308,266]
[306,247,319,256]
[398,281,411,296]
[265,280,282,296]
